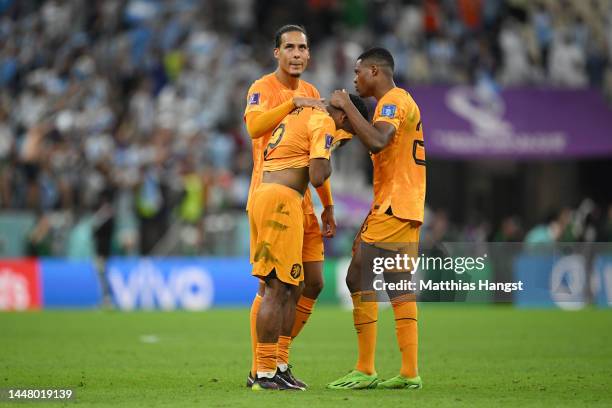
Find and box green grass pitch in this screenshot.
[1,306,611,407]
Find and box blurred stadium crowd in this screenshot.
[1,0,612,258]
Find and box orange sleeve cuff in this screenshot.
[245,99,295,139]
[315,178,333,207]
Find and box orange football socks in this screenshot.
[249,294,262,376]
[352,291,378,375]
[291,295,316,338]
[276,335,292,367]
[391,295,418,378]
[256,342,277,378]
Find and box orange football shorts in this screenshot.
[250,183,304,286]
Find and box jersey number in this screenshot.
[264,124,285,159]
[412,120,425,166]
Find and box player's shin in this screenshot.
[351,291,378,375]
[249,293,263,377]
[278,284,299,369]
[390,294,418,378]
[291,295,316,338]
[255,281,286,379]
[291,261,322,338]
[276,284,308,389]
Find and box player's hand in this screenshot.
[293,97,326,111]
[320,205,336,238]
[330,89,350,110]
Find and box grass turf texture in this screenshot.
[1,306,611,407]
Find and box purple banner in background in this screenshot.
[409,86,612,159]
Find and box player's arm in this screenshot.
[330,90,395,153]
[310,85,334,211]
[245,99,294,139]
[308,113,334,187]
[245,97,326,139]
[309,158,331,187]
[315,178,335,238]
[315,178,333,206]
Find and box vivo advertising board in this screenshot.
[106,257,256,310]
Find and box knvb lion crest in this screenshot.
[290,264,302,279]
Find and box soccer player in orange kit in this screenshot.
[250,94,369,391]
[243,24,335,389]
[327,48,426,390]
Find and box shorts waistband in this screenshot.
[258,182,303,200]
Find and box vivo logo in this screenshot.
[108,261,214,311]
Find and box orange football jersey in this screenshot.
[244,73,320,213]
[263,107,333,172]
[370,87,426,223]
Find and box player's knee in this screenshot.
[345,269,359,293]
[304,279,323,298]
[310,279,324,296]
[344,259,361,291]
[345,273,361,293]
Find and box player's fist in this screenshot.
[293,97,326,111]
[320,205,336,238]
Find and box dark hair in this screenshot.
[274,24,308,48]
[349,94,369,120]
[357,47,394,72]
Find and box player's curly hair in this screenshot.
[349,94,370,121]
[357,47,394,72]
[274,24,308,48]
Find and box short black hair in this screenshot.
[274,24,308,48]
[349,94,369,120]
[357,47,394,72]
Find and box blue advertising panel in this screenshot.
[40,258,103,308]
[513,254,588,309]
[594,256,612,308]
[106,257,257,310]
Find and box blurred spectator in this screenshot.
[493,216,524,242]
[600,204,612,242]
[524,208,573,244]
[532,2,553,71]
[0,106,14,208]
[549,30,588,87]
[498,18,533,85]
[26,212,53,256]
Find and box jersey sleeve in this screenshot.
[372,92,406,131]
[332,129,352,145]
[244,81,273,116]
[307,111,334,161]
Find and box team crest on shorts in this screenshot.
[381,104,396,118]
[290,264,302,279]
[248,93,260,105]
